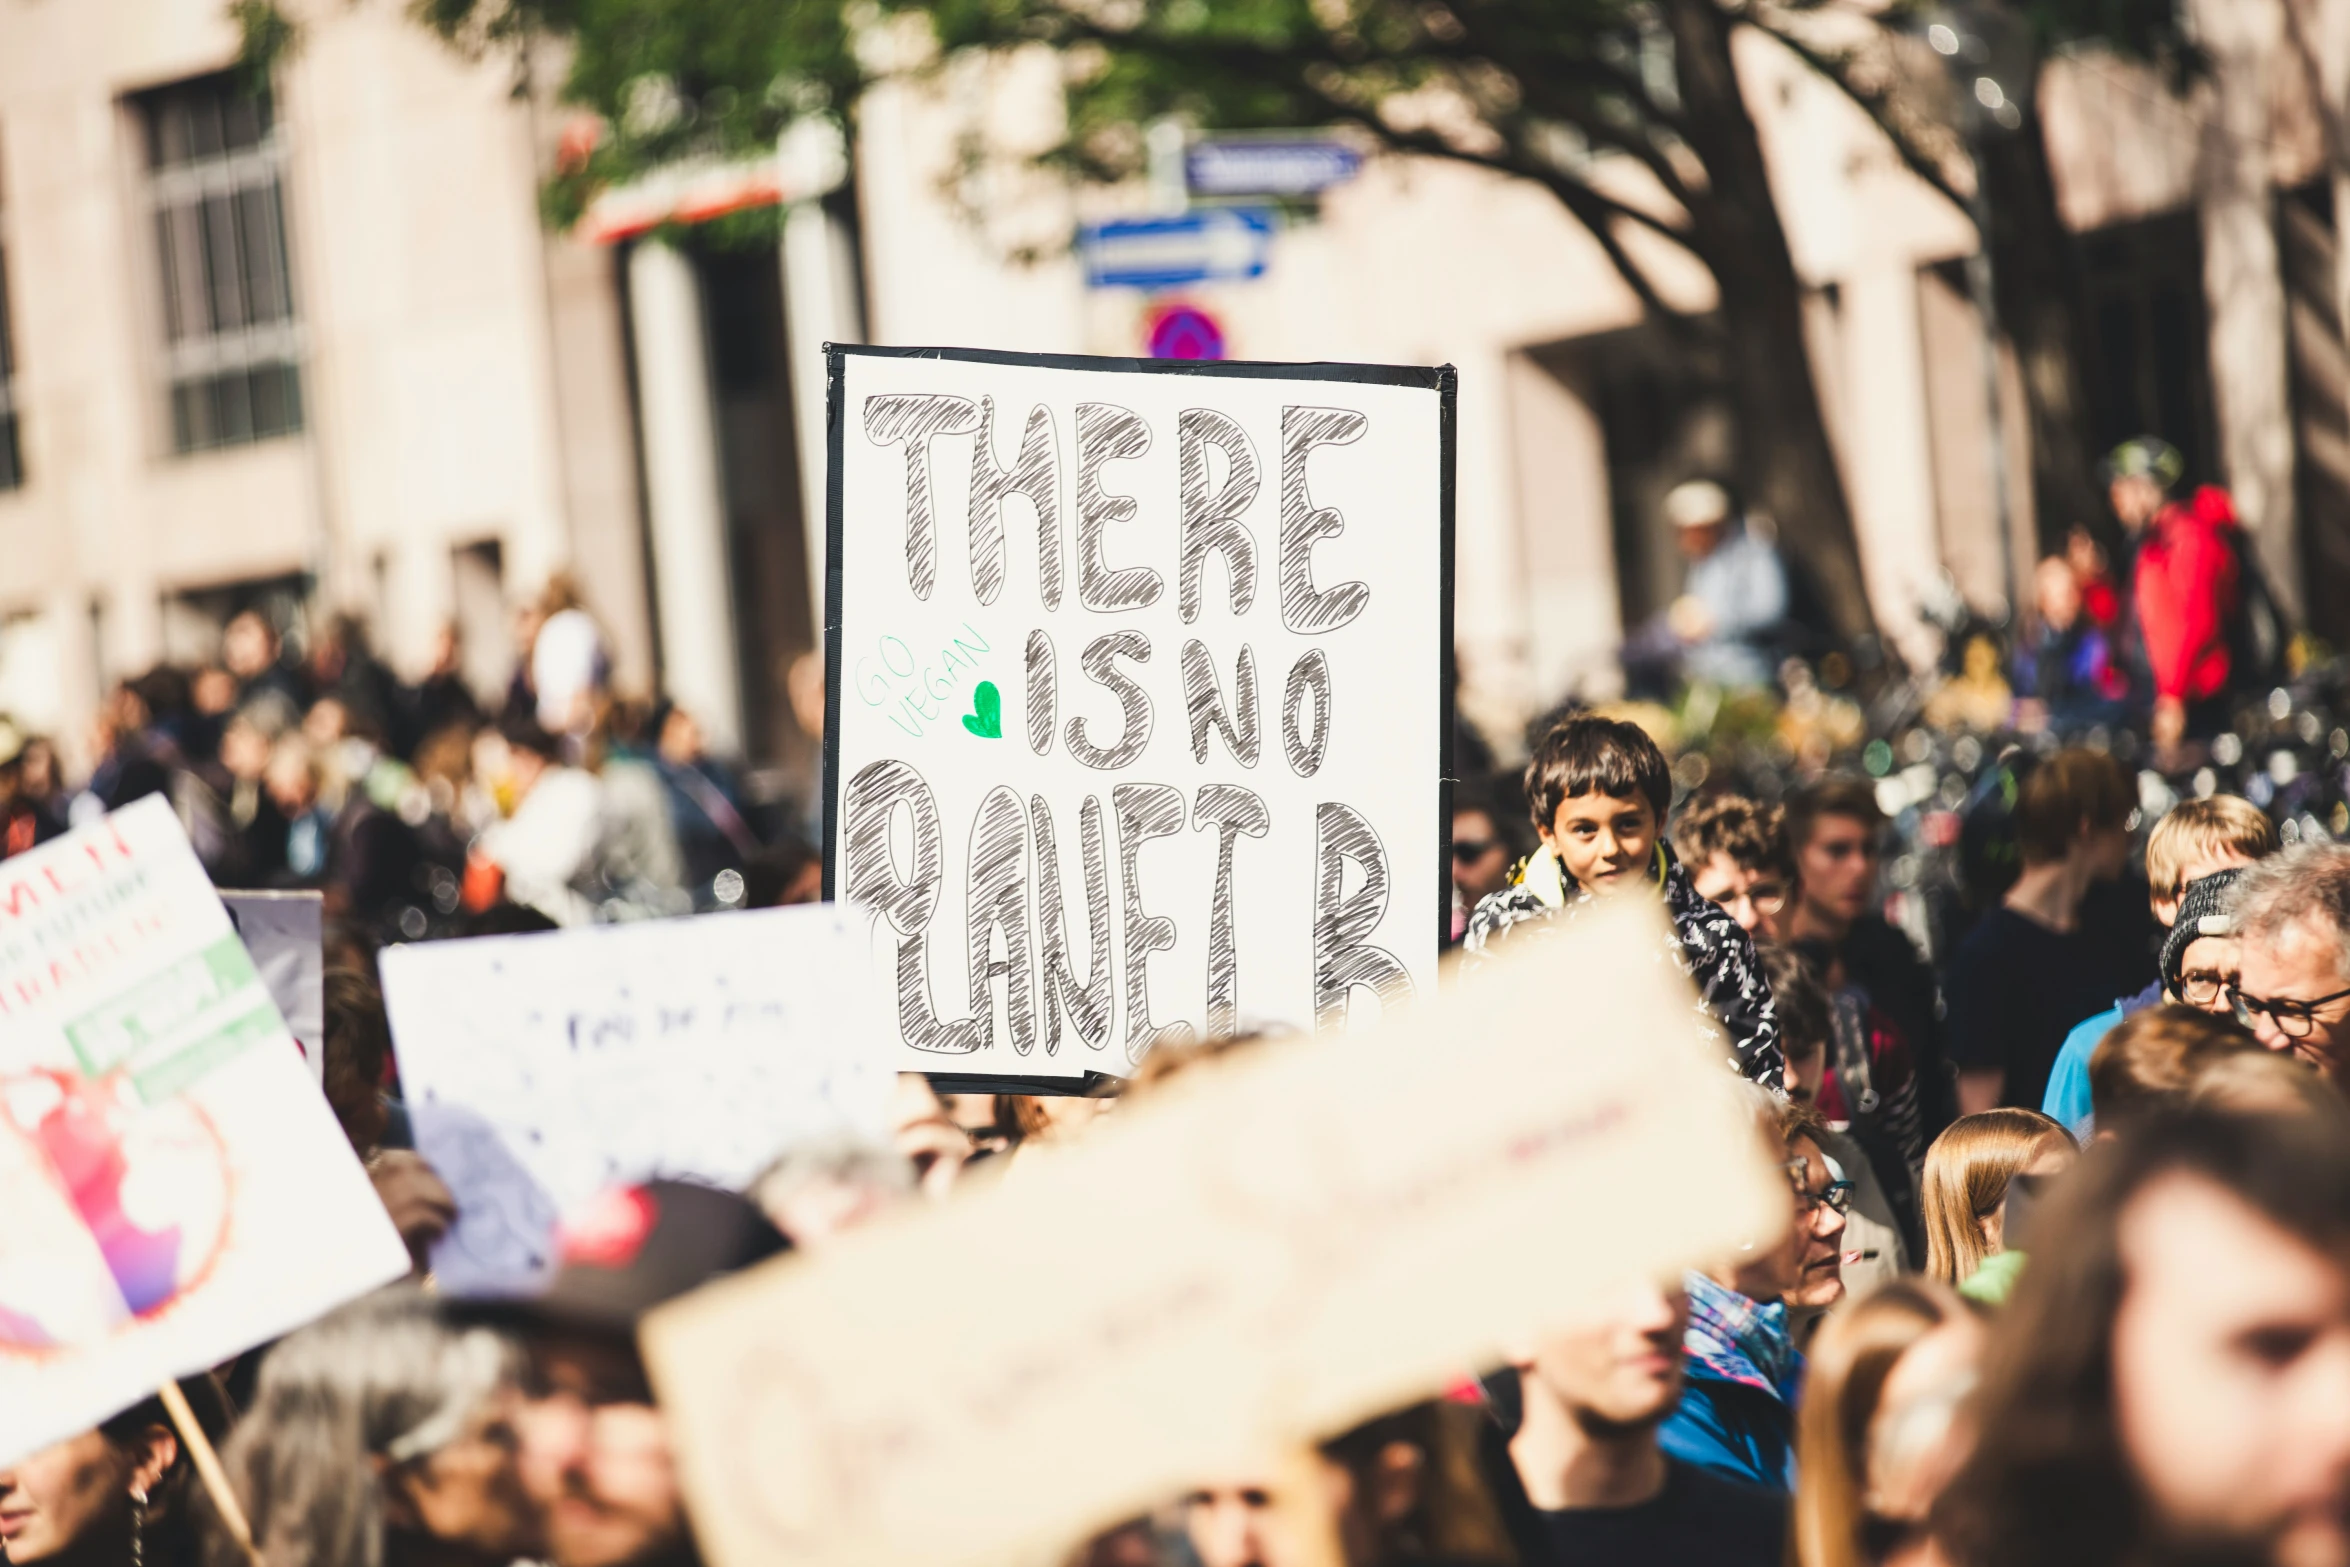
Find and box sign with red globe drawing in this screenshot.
[0,797,408,1467]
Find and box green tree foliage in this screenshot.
[365,0,1889,638]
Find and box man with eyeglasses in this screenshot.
[1673,793,1795,937]
[2229,843,2350,1083]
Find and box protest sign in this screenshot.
[380,903,894,1296]
[825,345,1453,1082]
[0,797,408,1467]
[642,895,1785,1567]
[221,891,324,1081]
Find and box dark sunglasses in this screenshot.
[1451,839,1501,863]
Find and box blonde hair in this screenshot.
[2145,796,2275,900]
[1921,1110,2075,1285]
[1794,1279,1976,1567]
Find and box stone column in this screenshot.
[2193,0,2301,619]
[626,237,744,755]
[781,199,862,633]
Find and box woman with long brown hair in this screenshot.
[1919,1110,2076,1289]
[1793,1280,1983,1567]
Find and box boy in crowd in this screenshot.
[1759,941,1914,1286]
[1489,1275,1785,1566]
[1464,716,1782,1087]
[1946,749,2146,1114]
[1781,779,1951,1132]
[2087,1004,2261,1141]
[2040,796,2277,1133]
[1675,794,1795,937]
[1678,790,1925,1241]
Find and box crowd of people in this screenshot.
[12,689,2350,1567]
[8,424,2350,1567]
[0,578,823,951]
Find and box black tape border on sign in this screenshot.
[819,344,1459,1098]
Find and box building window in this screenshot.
[135,73,303,454]
[0,175,20,491]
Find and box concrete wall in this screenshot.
[0,0,650,759]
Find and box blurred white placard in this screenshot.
[0,798,407,1467]
[826,346,1453,1080]
[380,905,893,1296]
[221,891,324,1081]
[644,895,1783,1567]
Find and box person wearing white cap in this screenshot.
[1655,479,1788,690]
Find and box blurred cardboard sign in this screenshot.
[220,891,324,1082]
[0,798,408,1467]
[380,904,893,1297]
[642,896,1782,1567]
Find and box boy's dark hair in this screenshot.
[497,712,563,762]
[1521,716,1670,832]
[2088,1003,2258,1136]
[2014,748,2134,864]
[1757,942,1831,1062]
[1673,793,1794,882]
[1784,776,1885,856]
[1937,1106,2350,1567]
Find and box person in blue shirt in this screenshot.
[2042,798,2276,1133]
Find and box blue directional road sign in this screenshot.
[1185,138,1364,198]
[1078,207,1276,290]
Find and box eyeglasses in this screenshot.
[1451,839,1501,864]
[2177,969,2236,1007]
[2231,984,2350,1038]
[1791,1177,1855,1218]
[1723,886,1789,917]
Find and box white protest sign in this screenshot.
[642,895,1785,1567]
[825,346,1452,1080]
[221,891,324,1082]
[0,797,408,1467]
[380,903,894,1296]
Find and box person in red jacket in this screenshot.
[2105,438,2244,754]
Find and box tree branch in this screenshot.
[1741,12,1977,227]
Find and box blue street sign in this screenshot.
[1185,138,1363,197]
[1078,207,1276,290]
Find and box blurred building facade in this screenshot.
[1,0,2345,764]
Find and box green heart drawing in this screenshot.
[962,680,1003,739]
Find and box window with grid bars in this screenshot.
[134,73,303,455]
[0,184,20,491]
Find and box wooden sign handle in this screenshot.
[158,1380,262,1567]
[1273,1442,1348,1567]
